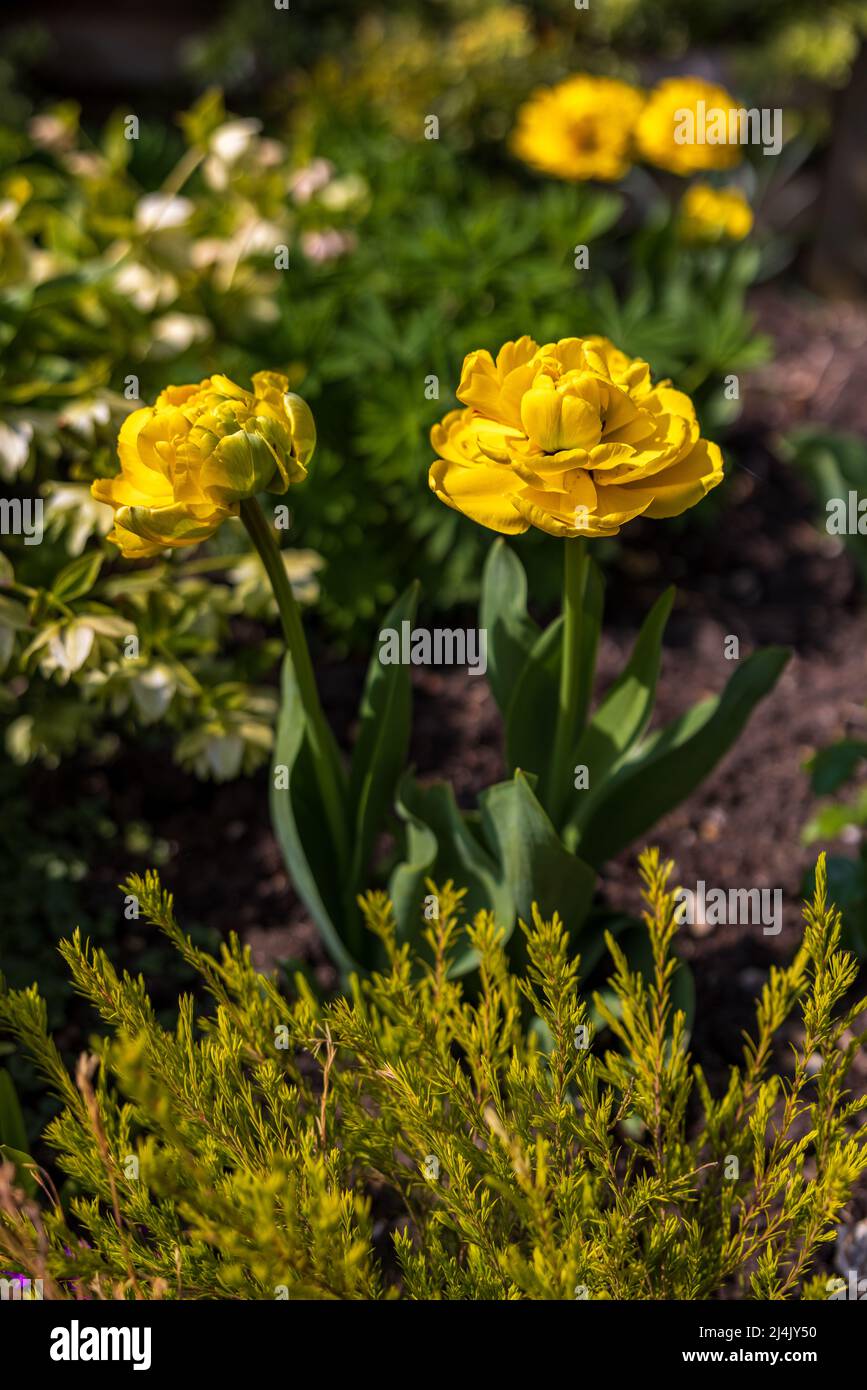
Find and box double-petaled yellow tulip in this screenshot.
[93,372,315,558]
[429,336,723,537]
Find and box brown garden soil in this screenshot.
[23,283,867,1271]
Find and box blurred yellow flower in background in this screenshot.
[511,75,645,182]
[452,5,531,69]
[430,336,723,538]
[679,183,753,243]
[635,76,743,174]
[94,373,315,558]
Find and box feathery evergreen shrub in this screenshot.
[0,850,865,1300]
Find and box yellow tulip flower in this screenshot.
[430,336,723,538]
[94,372,315,558]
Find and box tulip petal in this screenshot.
[618,438,724,518]
[429,458,526,534]
[200,431,278,505]
[115,500,233,548]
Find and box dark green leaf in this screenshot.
[479,539,538,716]
[479,772,595,946]
[576,648,789,867]
[0,1144,37,1198]
[505,616,562,782]
[572,553,605,743]
[389,775,515,972]
[808,739,867,797]
[563,586,674,850]
[0,1068,28,1155]
[270,654,357,977]
[347,582,418,890]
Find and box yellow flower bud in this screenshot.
[93,371,315,558]
[429,336,723,538]
[679,182,754,243]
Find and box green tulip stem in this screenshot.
[550,536,588,827]
[240,496,348,870]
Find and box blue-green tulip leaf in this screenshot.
[271,653,357,977]
[562,586,674,850]
[389,774,515,973]
[479,771,595,945]
[348,582,418,892]
[574,647,789,868]
[480,539,538,716]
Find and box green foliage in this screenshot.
[0,91,342,777]
[588,0,867,89]
[189,0,867,111]
[803,725,867,958]
[783,428,867,588]
[591,230,772,419]
[269,539,787,976]
[0,762,220,1137]
[0,521,322,779]
[0,1067,35,1198]
[0,852,864,1299]
[269,580,419,976]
